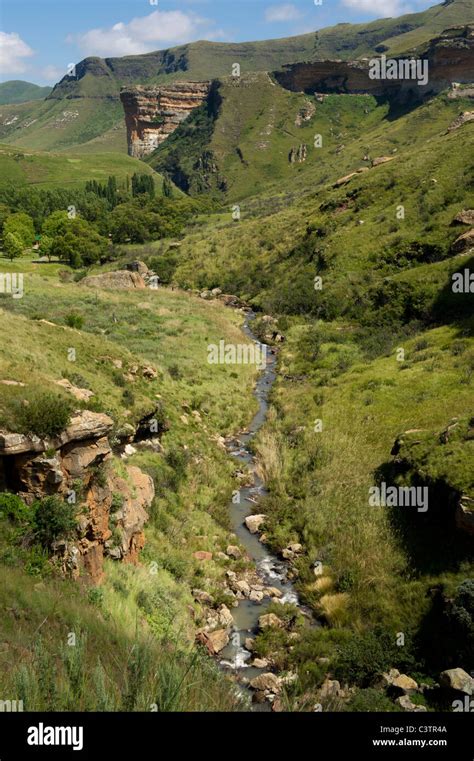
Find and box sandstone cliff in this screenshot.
[120,82,210,158]
[273,25,474,103]
[0,410,154,582]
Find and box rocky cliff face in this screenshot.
[0,410,154,582]
[120,82,211,158]
[274,25,474,103]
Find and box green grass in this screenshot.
[0,80,52,106]
[0,143,159,190]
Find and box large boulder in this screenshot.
[452,209,474,226]
[196,628,229,655]
[250,673,282,694]
[451,228,474,254]
[245,514,266,534]
[258,613,283,630]
[80,271,146,289]
[439,668,474,696]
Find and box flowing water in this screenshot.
[219,315,306,699]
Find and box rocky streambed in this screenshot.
[216,315,311,709]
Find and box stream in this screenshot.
[218,314,305,707]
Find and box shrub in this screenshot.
[64,312,84,329]
[32,496,77,549]
[0,492,31,524]
[15,393,74,439]
[346,688,398,712]
[334,628,416,688]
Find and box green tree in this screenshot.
[42,210,70,238]
[3,231,23,260]
[4,212,35,248]
[38,234,53,261]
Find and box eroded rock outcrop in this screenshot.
[273,25,474,105]
[120,82,211,158]
[80,270,147,289]
[0,410,154,582]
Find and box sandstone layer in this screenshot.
[120,82,210,158]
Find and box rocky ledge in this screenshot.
[0,410,154,582]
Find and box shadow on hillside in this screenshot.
[375,462,473,576]
[431,252,474,328]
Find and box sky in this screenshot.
[0,0,440,85]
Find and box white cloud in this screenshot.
[0,32,34,74]
[265,4,304,22]
[40,65,66,84]
[341,0,412,16]
[69,10,224,58]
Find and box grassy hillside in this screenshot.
[0,81,52,105]
[0,143,161,190]
[125,84,473,702]
[0,256,260,710]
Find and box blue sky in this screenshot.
[0,0,438,85]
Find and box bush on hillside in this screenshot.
[0,492,32,525]
[32,495,77,549]
[15,393,74,439]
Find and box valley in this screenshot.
[0,0,473,720]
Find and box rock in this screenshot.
[288,542,303,554]
[313,561,324,577]
[126,260,149,275]
[456,495,474,536]
[226,545,241,559]
[282,548,295,560]
[265,587,283,599]
[250,673,282,694]
[447,111,474,133]
[193,551,213,562]
[372,156,396,167]
[439,668,474,695]
[217,604,234,629]
[252,658,269,669]
[226,570,237,581]
[0,380,25,387]
[249,590,264,603]
[192,589,213,605]
[232,580,251,597]
[289,144,307,164]
[211,288,222,297]
[390,674,419,695]
[452,209,474,226]
[319,678,342,700]
[197,628,229,655]
[80,271,146,290]
[244,638,255,652]
[258,613,283,630]
[397,695,427,712]
[451,228,474,254]
[142,366,157,380]
[63,411,114,445]
[200,290,212,300]
[62,437,112,479]
[245,514,266,534]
